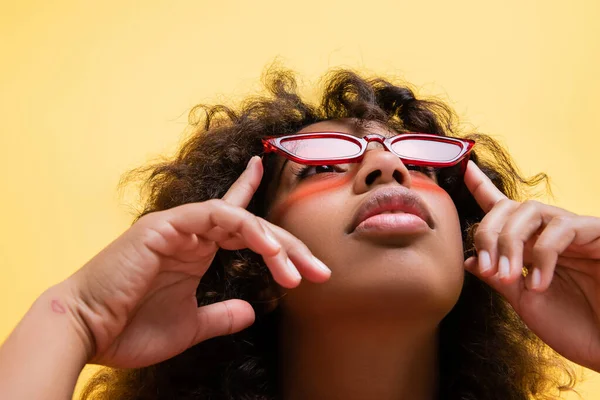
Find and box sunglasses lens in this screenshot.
[390,139,462,162]
[280,137,361,160]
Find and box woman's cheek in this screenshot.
[271,195,348,255]
[268,175,352,225]
[413,177,462,236]
[411,175,447,194]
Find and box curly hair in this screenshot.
[79,66,577,400]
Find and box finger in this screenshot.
[528,216,583,291]
[142,200,282,281]
[464,256,523,305]
[171,235,219,266]
[169,200,307,288]
[216,228,330,286]
[496,200,546,284]
[215,233,303,288]
[222,156,263,208]
[258,219,332,283]
[473,198,519,277]
[463,160,508,213]
[464,256,477,271]
[206,231,303,288]
[262,249,303,289]
[497,201,575,285]
[217,218,333,286]
[203,226,237,243]
[193,299,255,345]
[132,214,220,267]
[560,215,600,258]
[522,216,600,262]
[216,234,247,250]
[166,199,280,255]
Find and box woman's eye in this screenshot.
[406,165,438,181]
[293,164,344,180]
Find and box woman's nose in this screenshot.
[353,147,412,194]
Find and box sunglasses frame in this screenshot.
[262,131,475,175]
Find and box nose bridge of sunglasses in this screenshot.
[363,133,386,142]
[362,134,391,152]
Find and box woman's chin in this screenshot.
[280,265,464,324]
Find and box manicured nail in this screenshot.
[498,256,510,279]
[312,256,331,274]
[264,229,280,250]
[287,258,302,280]
[531,268,541,289]
[478,250,491,273]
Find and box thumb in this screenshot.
[193,299,256,344]
[463,160,507,213]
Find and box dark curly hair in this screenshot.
[79,66,577,400]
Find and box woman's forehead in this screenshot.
[297,118,397,137]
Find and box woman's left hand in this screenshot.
[463,161,600,372]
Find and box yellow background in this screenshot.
[1,0,599,398]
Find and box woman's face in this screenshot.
[266,119,465,324]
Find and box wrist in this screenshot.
[41,280,96,363]
[0,282,93,399]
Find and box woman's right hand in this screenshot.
[61,156,331,369]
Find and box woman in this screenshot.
[0,68,597,399]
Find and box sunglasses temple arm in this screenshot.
[459,157,469,176]
[263,139,277,154]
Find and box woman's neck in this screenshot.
[279,312,438,400]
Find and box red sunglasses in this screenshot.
[262,132,475,175]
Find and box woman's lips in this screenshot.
[354,211,430,235]
[349,186,435,235]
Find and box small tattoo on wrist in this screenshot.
[51,299,66,314]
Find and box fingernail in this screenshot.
[531,268,541,289]
[464,256,477,270]
[312,256,331,274]
[264,229,280,250]
[246,156,258,169]
[287,258,302,281]
[498,256,510,279]
[478,250,491,272]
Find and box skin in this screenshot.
[1,118,600,399]
[463,164,600,372]
[266,119,466,399]
[268,120,465,323]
